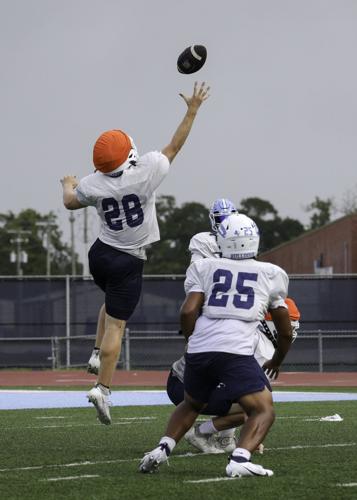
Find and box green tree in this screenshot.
[0,209,82,275]
[305,196,333,229]
[238,197,305,252]
[145,196,209,273]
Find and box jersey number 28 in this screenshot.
[208,269,258,309]
[102,194,144,231]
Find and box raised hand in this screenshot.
[179,81,210,112]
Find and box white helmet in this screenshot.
[217,213,260,260]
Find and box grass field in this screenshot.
[1,399,357,499]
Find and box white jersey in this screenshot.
[76,151,169,258]
[189,232,220,262]
[185,257,288,355]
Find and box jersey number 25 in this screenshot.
[208,269,258,310]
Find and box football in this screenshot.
[177,45,207,74]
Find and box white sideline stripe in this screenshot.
[1,443,356,474]
[337,483,357,487]
[185,477,236,484]
[41,474,100,482]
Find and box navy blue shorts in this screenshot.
[88,238,144,320]
[166,370,232,416]
[184,352,271,405]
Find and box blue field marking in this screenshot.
[0,390,357,410]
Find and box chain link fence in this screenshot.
[0,275,357,371]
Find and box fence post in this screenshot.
[318,331,323,373]
[50,337,56,370]
[124,328,130,371]
[65,275,71,369]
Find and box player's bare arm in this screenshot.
[162,81,210,164]
[180,291,204,341]
[262,306,293,380]
[61,175,84,210]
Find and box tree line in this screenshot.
[0,195,336,275]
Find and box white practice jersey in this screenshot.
[189,232,220,262]
[185,257,288,355]
[75,151,169,258]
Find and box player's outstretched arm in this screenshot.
[61,175,84,210]
[262,306,293,380]
[162,81,210,164]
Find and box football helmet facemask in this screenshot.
[209,198,237,232]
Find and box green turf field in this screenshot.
[1,401,357,500]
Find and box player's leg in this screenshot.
[97,313,126,386]
[226,388,274,478]
[140,353,216,473]
[87,241,144,424]
[139,392,206,473]
[87,314,126,424]
[236,387,275,451]
[166,370,184,406]
[87,303,106,374]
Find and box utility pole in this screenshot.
[69,212,76,275]
[36,220,57,276]
[7,229,31,276]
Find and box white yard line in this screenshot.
[337,483,357,487]
[185,477,236,483]
[41,474,100,482]
[5,417,156,430]
[1,443,356,474]
[35,416,68,419]
[264,443,356,451]
[276,416,321,419]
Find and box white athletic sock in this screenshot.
[232,447,251,461]
[159,436,176,452]
[198,420,218,435]
[217,428,236,438]
[97,383,110,395]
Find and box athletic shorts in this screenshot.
[166,370,232,416]
[88,238,144,320]
[184,352,271,405]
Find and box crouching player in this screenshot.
[139,213,293,478]
[167,298,300,454]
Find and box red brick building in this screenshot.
[259,214,357,274]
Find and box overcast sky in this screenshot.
[1,0,357,256]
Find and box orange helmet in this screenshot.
[265,297,300,322]
[264,297,301,342]
[93,129,134,174]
